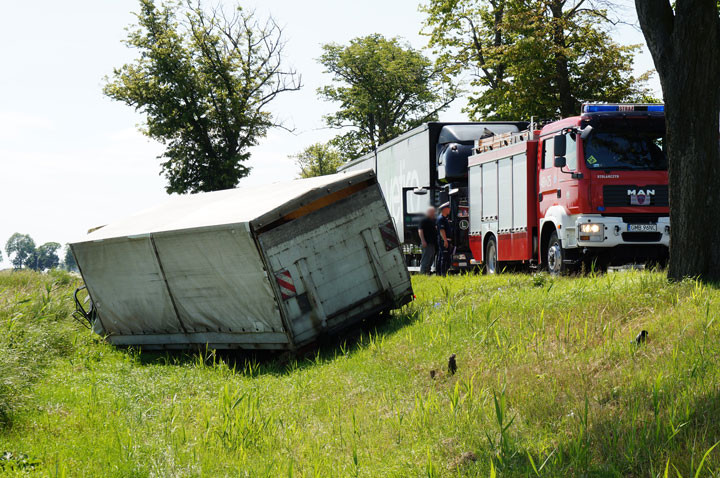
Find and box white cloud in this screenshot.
[0,112,54,142]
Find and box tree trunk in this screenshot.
[549,1,576,117]
[665,90,720,280]
[492,1,506,81]
[636,0,720,281]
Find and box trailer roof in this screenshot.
[337,121,528,172]
[76,169,374,243]
[438,123,523,144]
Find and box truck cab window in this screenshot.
[543,139,554,169]
[583,129,667,170]
[566,133,577,170]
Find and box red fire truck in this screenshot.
[468,104,669,274]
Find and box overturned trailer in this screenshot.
[71,170,413,351]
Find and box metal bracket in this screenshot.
[295,258,328,328]
[361,228,391,292]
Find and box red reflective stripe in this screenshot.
[275,269,296,300]
[276,278,296,292]
[379,222,399,251]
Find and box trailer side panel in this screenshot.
[375,127,431,243]
[151,226,286,337]
[73,224,288,347]
[72,236,184,336]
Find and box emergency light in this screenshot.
[582,104,664,113]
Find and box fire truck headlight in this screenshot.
[578,223,604,241]
[579,223,603,234]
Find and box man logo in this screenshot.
[628,189,655,206]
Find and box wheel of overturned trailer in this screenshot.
[546,231,566,276]
[485,236,499,274]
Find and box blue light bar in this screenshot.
[584,105,619,112]
[582,104,664,113]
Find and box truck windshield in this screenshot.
[584,130,667,171]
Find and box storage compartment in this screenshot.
[467,141,538,263]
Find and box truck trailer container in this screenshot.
[339,121,527,269]
[70,170,413,351]
[468,104,670,273]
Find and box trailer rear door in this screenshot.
[257,185,411,347]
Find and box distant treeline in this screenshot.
[3,233,77,272]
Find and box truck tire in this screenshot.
[546,231,565,276]
[485,236,499,274]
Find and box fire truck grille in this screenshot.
[603,185,669,207]
[622,232,663,242]
[621,215,664,224]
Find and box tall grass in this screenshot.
[0,269,719,476]
[0,270,80,424]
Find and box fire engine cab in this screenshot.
[468,104,669,274]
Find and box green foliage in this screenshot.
[29,242,61,271]
[291,143,344,178]
[0,270,80,425]
[104,0,301,193]
[318,34,457,159]
[5,235,62,271]
[62,244,78,272]
[3,271,720,476]
[5,233,36,270]
[421,0,654,120]
[0,451,41,472]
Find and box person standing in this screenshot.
[436,202,452,276]
[418,207,437,274]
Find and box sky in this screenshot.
[0,0,659,268]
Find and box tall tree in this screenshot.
[635,0,720,281]
[31,243,61,271]
[5,234,36,270]
[318,34,457,159]
[422,0,652,120]
[63,245,78,272]
[291,143,344,178]
[105,0,301,193]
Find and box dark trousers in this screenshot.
[436,243,450,276]
[420,244,436,274]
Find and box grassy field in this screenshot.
[1,269,720,477]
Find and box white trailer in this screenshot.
[70,170,412,351]
[338,122,527,268]
[339,125,436,244]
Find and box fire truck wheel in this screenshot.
[547,231,565,276]
[485,236,499,274]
